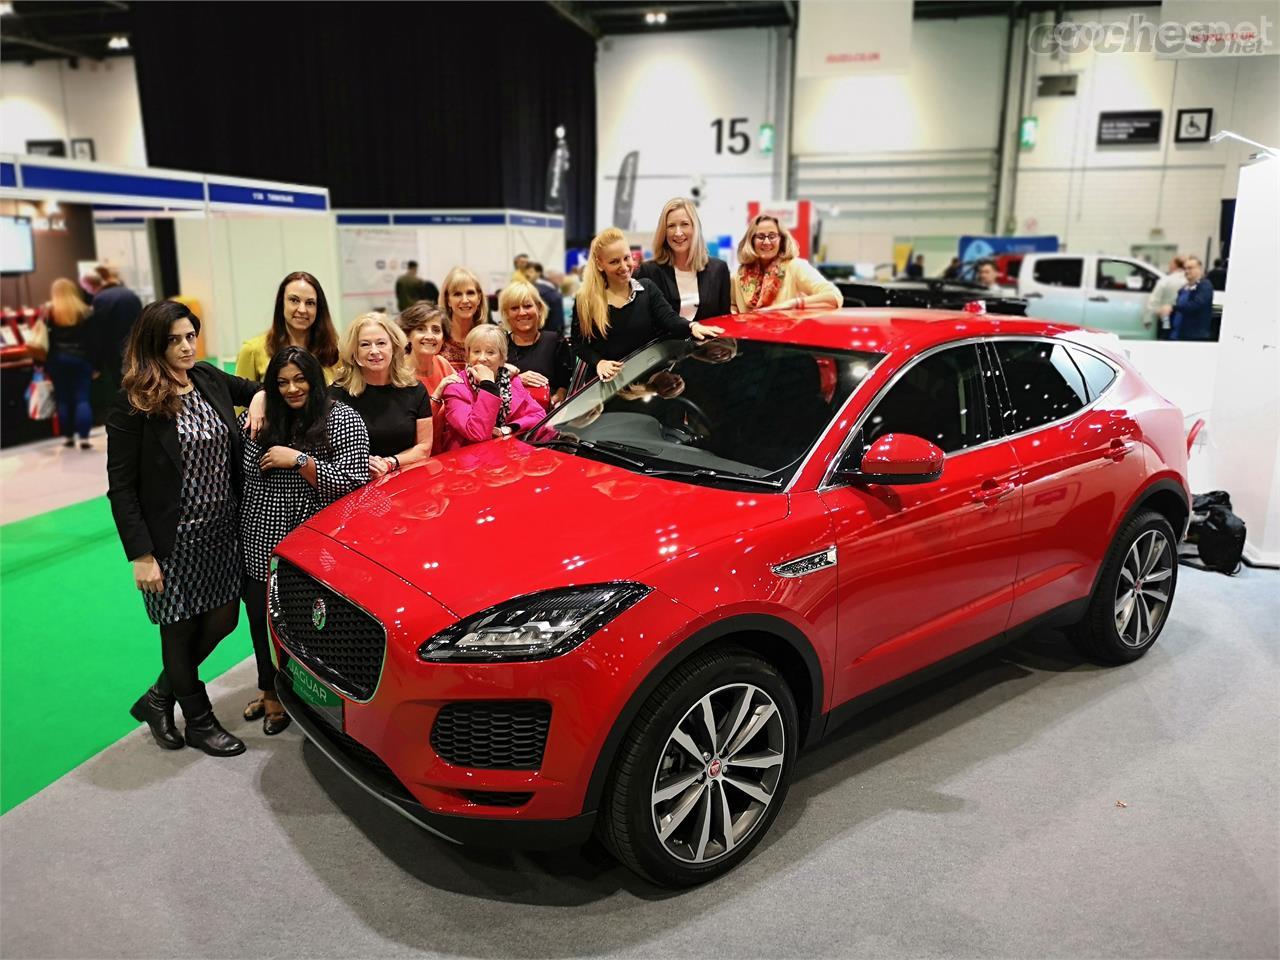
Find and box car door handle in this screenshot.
[1023,292,1043,299]
[1107,438,1136,461]
[972,480,1016,505]
[1089,295,1109,302]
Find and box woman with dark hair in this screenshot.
[239,346,369,734]
[106,300,263,757]
[235,271,341,382]
[397,301,459,453]
[635,197,732,323]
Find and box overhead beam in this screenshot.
[0,33,100,60]
[547,1,600,38]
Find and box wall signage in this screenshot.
[1175,108,1213,142]
[1097,110,1163,145]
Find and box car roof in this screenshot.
[716,307,1081,356]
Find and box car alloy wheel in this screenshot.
[1114,528,1174,648]
[650,682,786,865]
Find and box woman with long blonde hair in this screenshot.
[330,312,432,478]
[42,277,97,447]
[439,266,489,367]
[731,214,841,314]
[635,197,731,322]
[572,227,723,383]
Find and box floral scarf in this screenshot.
[737,259,787,310]
[467,367,513,428]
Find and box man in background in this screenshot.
[524,261,565,335]
[1206,257,1228,291]
[511,253,530,283]
[1146,254,1186,339]
[1169,256,1215,341]
[975,260,1002,295]
[395,261,436,310]
[905,254,925,280]
[92,266,142,388]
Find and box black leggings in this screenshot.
[155,599,239,699]
[243,577,275,694]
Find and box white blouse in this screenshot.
[674,268,700,321]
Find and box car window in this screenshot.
[1068,347,1117,400]
[1032,258,1083,288]
[992,340,1089,432]
[848,344,991,466]
[1097,259,1156,293]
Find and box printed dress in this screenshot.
[143,389,240,625]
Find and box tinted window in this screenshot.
[993,341,1089,432]
[1032,258,1083,288]
[1097,259,1156,293]
[850,344,991,464]
[1069,347,1117,400]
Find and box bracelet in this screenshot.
[389,455,400,471]
[430,395,443,404]
[797,296,805,310]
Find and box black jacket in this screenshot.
[571,278,691,368]
[634,257,731,323]
[106,362,260,561]
[92,285,144,374]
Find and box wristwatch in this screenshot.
[501,426,513,437]
[294,453,310,470]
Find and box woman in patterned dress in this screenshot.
[239,347,369,735]
[106,301,262,757]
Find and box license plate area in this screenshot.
[285,656,345,732]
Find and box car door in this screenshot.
[1085,258,1159,340]
[987,338,1146,627]
[1020,256,1086,325]
[818,343,1023,707]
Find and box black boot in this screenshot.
[178,686,246,757]
[129,684,184,750]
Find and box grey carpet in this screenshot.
[2,566,1277,960]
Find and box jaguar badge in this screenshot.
[312,598,327,631]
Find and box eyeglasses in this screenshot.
[755,233,780,243]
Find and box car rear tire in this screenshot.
[599,647,799,887]
[1070,509,1178,664]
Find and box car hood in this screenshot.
[301,440,789,617]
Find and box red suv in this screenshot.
[269,309,1188,886]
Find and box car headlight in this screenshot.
[418,583,652,663]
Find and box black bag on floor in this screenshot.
[1182,495,1246,575]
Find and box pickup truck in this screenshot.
[1018,253,1162,339]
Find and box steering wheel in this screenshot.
[662,397,713,441]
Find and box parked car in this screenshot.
[838,278,1029,316]
[1018,253,1163,339]
[270,308,1190,887]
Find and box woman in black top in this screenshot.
[330,312,431,478]
[240,347,369,734]
[498,279,573,409]
[106,301,263,757]
[634,197,731,323]
[42,278,99,448]
[573,227,723,382]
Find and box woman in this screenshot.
[42,278,98,448]
[240,347,369,734]
[330,313,431,478]
[440,325,545,451]
[635,197,731,322]
[731,215,841,314]
[573,227,723,383]
[497,279,573,410]
[236,271,341,382]
[439,266,489,368]
[397,301,457,453]
[106,301,262,757]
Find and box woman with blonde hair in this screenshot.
[572,227,723,383]
[439,266,489,367]
[635,197,731,322]
[440,324,546,451]
[42,277,98,448]
[498,279,573,409]
[330,312,431,479]
[731,214,841,314]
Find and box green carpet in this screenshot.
[0,497,252,813]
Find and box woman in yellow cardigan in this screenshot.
[731,215,842,314]
[235,271,342,382]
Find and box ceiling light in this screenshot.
[644,10,666,25]
[656,11,667,23]
[108,35,129,50]
[0,3,14,16]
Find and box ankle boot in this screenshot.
[178,687,246,757]
[129,684,184,750]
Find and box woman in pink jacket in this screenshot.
[440,325,545,451]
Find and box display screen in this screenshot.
[1,216,36,274]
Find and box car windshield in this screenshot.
[528,338,882,490]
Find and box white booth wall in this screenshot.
[91,220,157,303]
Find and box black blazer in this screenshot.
[106,363,260,561]
[635,257,731,322]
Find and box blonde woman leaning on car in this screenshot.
[731,215,841,314]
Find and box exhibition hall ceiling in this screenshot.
[0,1,132,64]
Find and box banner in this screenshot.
[796,0,912,78]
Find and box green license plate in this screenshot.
[286,657,344,731]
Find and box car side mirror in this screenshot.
[1126,275,1145,291]
[839,433,945,485]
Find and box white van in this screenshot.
[1018,254,1162,339]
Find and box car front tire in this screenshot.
[599,647,799,887]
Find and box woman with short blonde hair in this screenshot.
[330,312,431,478]
[439,266,489,367]
[636,197,731,323]
[731,214,840,314]
[498,279,572,409]
[439,323,545,451]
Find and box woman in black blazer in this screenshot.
[107,300,262,757]
[634,197,731,323]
